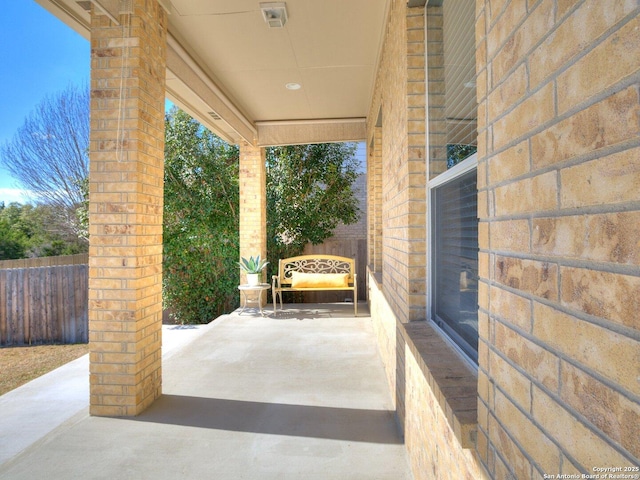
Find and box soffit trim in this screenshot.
[255,118,366,147]
[166,34,258,145]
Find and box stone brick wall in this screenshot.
[368,127,383,272]
[425,4,447,180]
[367,0,639,479]
[367,273,397,404]
[477,0,640,476]
[367,0,427,325]
[369,273,486,479]
[88,0,167,416]
[404,344,486,480]
[367,2,485,478]
[239,142,267,286]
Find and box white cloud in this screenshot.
[0,188,35,205]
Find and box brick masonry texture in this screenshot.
[239,142,267,287]
[368,129,383,272]
[367,0,640,479]
[368,274,397,401]
[367,0,427,325]
[88,0,167,416]
[405,345,487,480]
[478,0,640,476]
[367,2,486,479]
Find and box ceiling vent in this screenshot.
[260,2,288,28]
[76,1,92,11]
[207,111,221,121]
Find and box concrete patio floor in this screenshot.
[0,303,413,479]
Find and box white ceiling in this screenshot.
[36,0,390,145]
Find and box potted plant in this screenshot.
[238,255,269,286]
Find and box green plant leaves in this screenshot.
[163,108,240,324]
[238,255,269,273]
[163,109,361,322]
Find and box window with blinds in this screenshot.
[431,166,478,362]
[426,0,478,363]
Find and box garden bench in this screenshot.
[271,254,357,316]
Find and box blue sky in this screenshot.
[0,1,89,204]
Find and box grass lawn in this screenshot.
[0,344,89,396]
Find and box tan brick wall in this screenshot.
[367,5,483,478]
[367,1,427,324]
[368,0,639,479]
[239,142,267,286]
[369,276,487,479]
[88,0,167,416]
[368,127,383,272]
[478,0,640,476]
[368,272,397,403]
[405,345,487,480]
[425,4,447,180]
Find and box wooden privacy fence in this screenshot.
[0,253,88,269]
[0,263,88,346]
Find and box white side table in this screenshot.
[238,284,271,316]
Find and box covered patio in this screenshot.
[33,0,384,419]
[0,304,412,479]
[23,0,640,477]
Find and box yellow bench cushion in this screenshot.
[290,272,349,288]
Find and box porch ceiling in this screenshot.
[35,0,390,145]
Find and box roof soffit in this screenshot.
[36,0,391,145]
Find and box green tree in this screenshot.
[162,109,361,323]
[0,84,89,244]
[0,203,27,260]
[0,202,86,260]
[163,108,240,324]
[26,202,86,256]
[266,143,360,262]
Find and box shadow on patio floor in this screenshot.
[127,394,401,444]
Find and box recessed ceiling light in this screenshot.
[285,83,301,90]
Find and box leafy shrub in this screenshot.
[163,108,240,324]
[163,109,361,322]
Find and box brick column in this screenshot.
[88,0,167,416]
[406,7,427,321]
[368,126,383,273]
[425,4,446,180]
[239,142,267,288]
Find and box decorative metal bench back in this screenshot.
[279,256,355,285]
